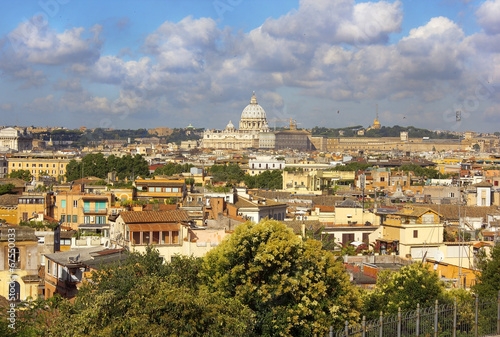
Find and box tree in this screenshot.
[201,219,361,336]
[0,183,15,195]
[65,153,150,182]
[44,247,254,336]
[9,169,32,182]
[472,242,500,334]
[362,262,449,319]
[473,242,500,299]
[208,164,245,184]
[244,170,283,189]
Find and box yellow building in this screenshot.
[17,193,55,224]
[8,153,76,181]
[282,169,355,193]
[134,178,187,202]
[375,206,444,258]
[0,195,18,224]
[0,225,40,301]
[55,192,113,231]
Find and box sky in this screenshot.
[1,0,500,133]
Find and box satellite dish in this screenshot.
[435,250,444,262]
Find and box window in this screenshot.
[84,216,90,223]
[342,233,355,245]
[132,232,141,245]
[72,215,77,223]
[172,231,179,244]
[96,216,106,224]
[11,247,20,269]
[61,215,66,223]
[413,230,418,238]
[362,233,370,243]
[96,201,106,211]
[162,231,169,244]
[143,232,151,244]
[73,200,78,208]
[61,200,66,208]
[152,231,159,244]
[148,187,155,192]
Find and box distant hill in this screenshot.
[312,125,459,139]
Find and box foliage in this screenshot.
[284,167,303,172]
[0,183,15,195]
[204,184,232,193]
[9,169,32,182]
[19,220,59,230]
[329,162,373,172]
[365,125,459,139]
[312,126,363,138]
[163,128,202,144]
[395,164,450,179]
[304,227,337,251]
[65,153,149,181]
[207,164,245,183]
[201,219,361,336]
[243,170,283,190]
[46,247,254,336]
[361,262,449,319]
[473,242,500,299]
[154,163,194,177]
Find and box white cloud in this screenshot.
[4,16,102,66]
[260,0,402,45]
[476,0,500,35]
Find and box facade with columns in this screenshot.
[0,128,33,152]
[202,92,271,150]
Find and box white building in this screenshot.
[202,92,271,150]
[0,127,33,152]
[247,156,285,176]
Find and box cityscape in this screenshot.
[1,0,500,336]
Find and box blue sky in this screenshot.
[1,0,499,133]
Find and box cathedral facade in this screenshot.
[202,92,270,150]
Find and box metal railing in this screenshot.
[328,291,500,337]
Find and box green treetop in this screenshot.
[201,219,361,336]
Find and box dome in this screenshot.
[240,92,267,120]
[225,120,235,130]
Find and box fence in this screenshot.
[328,291,500,337]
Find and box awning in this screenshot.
[127,223,180,232]
[350,241,364,247]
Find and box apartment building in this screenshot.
[8,153,76,181]
[55,191,113,230]
[135,177,187,203]
[0,225,40,301]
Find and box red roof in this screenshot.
[127,223,180,232]
[120,209,189,224]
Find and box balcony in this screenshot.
[82,207,107,215]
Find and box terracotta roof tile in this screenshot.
[120,209,189,224]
